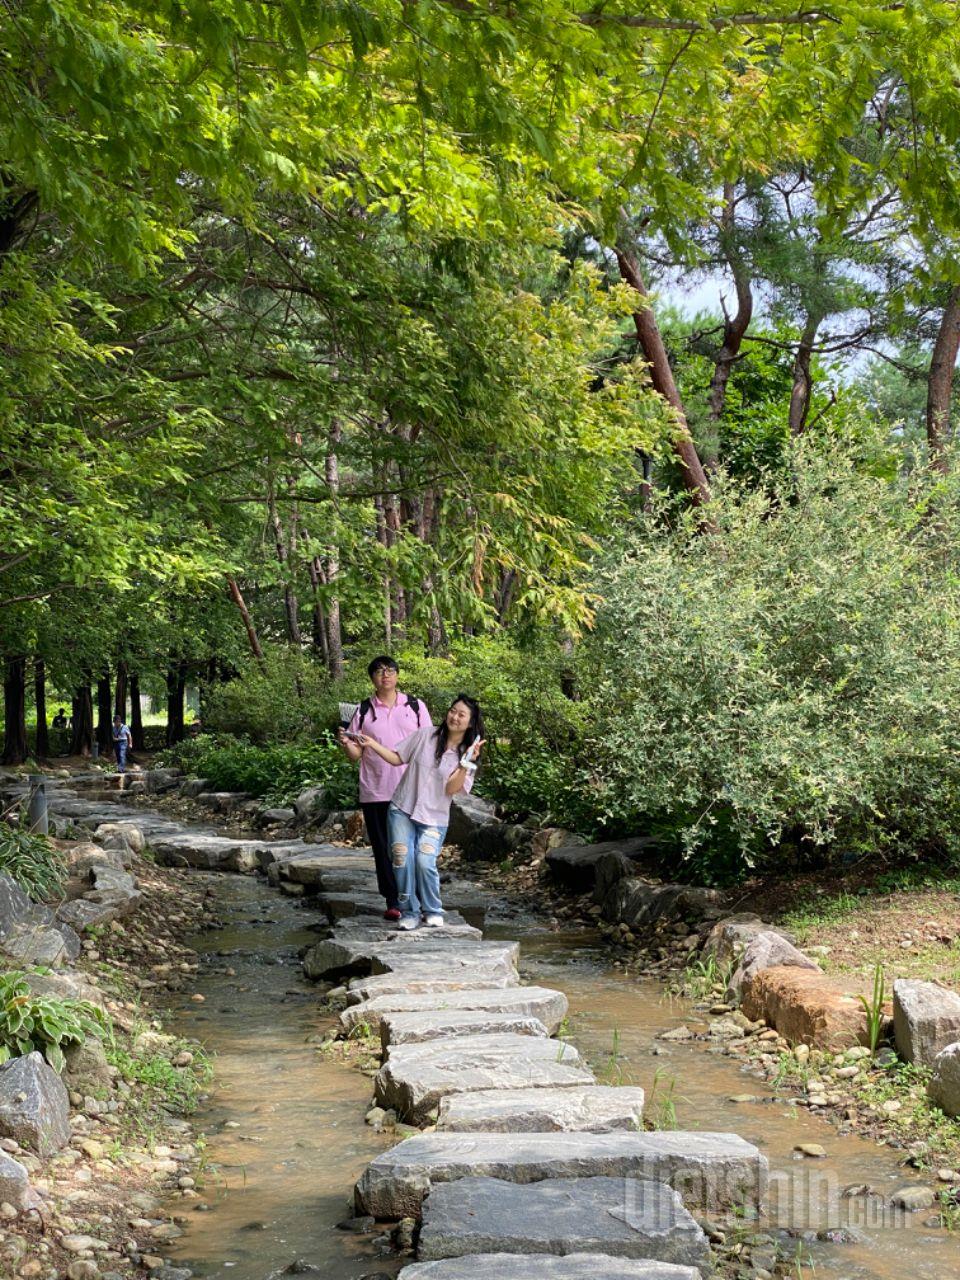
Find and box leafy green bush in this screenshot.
[161,735,358,808]
[0,971,110,1072]
[0,825,67,900]
[582,435,960,881]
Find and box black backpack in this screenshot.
[357,694,422,729]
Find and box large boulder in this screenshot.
[894,980,960,1069]
[545,838,658,893]
[701,914,767,967]
[447,793,500,850]
[143,768,181,794]
[600,879,720,930]
[929,1042,960,1116]
[0,873,80,967]
[94,821,144,859]
[0,1051,71,1154]
[741,966,880,1050]
[293,786,329,824]
[727,931,819,1000]
[179,778,212,798]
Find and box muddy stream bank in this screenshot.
[153,865,960,1280]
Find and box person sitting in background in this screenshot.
[52,708,67,729]
[357,694,485,930]
[338,656,430,922]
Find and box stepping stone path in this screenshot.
[4,770,769,1276]
[417,1175,711,1272]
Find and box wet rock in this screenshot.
[336,1215,375,1233]
[376,1033,594,1124]
[437,1085,646,1133]
[893,979,960,1069]
[728,933,820,1000]
[355,1130,768,1219]
[417,1175,710,1269]
[341,986,568,1039]
[794,1144,827,1159]
[0,1051,70,1154]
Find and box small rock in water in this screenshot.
[335,1215,375,1233]
[728,1094,760,1104]
[795,1143,827,1159]
[283,1261,322,1275]
[891,1185,935,1211]
[659,1025,695,1041]
[938,1169,959,1182]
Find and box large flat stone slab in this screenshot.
[545,838,657,892]
[400,1258,700,1280]
[355,1131,767,1218]
[303,930,506,981]
[341,986,568,1037]
[437,1085,646,1133]
[277,849,373,884]
[377,1034,592,1123]
[151,833,267,873]
[894,979,960,1069]
[418,1176,710,1272]
[347,969,521,1002]
[381,1010,549,1049]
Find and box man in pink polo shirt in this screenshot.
[338,656,431,921]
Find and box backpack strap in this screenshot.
[358,697,374,726]
[406,695,421,726]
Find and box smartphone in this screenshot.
[342,730,364,743]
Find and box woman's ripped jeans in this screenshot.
[387,804,447,921]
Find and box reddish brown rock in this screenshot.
[741,966,888,1051]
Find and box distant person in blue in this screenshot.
[112,714,132,773]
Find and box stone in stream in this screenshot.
[150,833,266,873]
[0,1051,71,1154]
[355,1131,767,1219]
[277,848,372,884]
[340,986,569,1037]
[348,969,521,1003]
[417,1176,710,1272]
[380,1010,549,1049]
[893,979,960,1069]
[437,1085,646,1133]
[320,887,487,930]
[376,1033,593,1123]
[399,1258,701,1280]
[301,926,500,981]
[727,931,820,1000]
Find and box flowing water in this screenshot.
[156,867,960,1280]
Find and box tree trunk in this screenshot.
[268,482,302,646]
[325,423,344,678]
[1,657,28,765]
[34,659,48,759]
[788,311,822,435]
[114,660,128,722]
[226,575,265,664]
[705,182,753,465]
[614,242,713,509]
[96,672,112,753]
[927,284,960,474]
[165,662,187,747]
[69,684,93,757]
[129,674,145,750]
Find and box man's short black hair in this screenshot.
[367,655,399,678]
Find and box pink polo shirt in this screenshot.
[348,693,431,804]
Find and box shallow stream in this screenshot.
[160,870,960,1280]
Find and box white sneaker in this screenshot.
[398,917,419,931]
[424,915,445,927]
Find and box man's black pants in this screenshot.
[361,800,399,910]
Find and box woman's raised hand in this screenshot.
[466,738,486,763]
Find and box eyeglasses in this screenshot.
[371,667,397,677]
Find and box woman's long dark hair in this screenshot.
[434,694,485,763]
